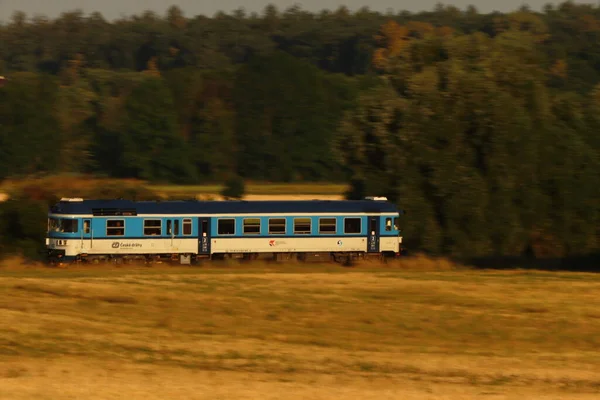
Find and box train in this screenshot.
[46,196,405,265]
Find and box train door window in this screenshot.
[167,220,172,235]
[107,220,125,236]
[369,218,377,234]
[183,219,192,235]
[294,218,311,235]
[393,217,399,231]
[269,218,286,234]
[385,218,392,231]
[319,218,336,234]
[344,218,361,234]
[83,219,91,234]
[174,220,180,235]
[243,218,261,235]
[218,219,235,235]
[144,219,162,236]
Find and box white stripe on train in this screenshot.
[48,237,400,257]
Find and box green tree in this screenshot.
[0,72,61,180]
[117,77,195,182]
[234,51,351,181]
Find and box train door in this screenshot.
[81,219,92,251]
[367,216,380,253]
[166,219,181,250]
[198,218,211,256]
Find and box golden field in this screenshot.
[0,175,347,202]
[1,257,600,399]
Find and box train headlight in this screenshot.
[398,236,403,244]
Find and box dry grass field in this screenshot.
[1,257,600,399]
[0,176,347,202]
[148,182,346,200]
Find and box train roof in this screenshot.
[49,198,402,216]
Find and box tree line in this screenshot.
[0,2,599,260]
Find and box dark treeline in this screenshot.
[0,2,599,260]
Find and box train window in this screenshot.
[269,218,286,234]
[385,218,392,231]
[294,218,311,234]
[183,219,192,235]
[174,220,180,235]
[107,220,125,236]
[83,220,91,234]
[48,218,59,232]
[243,218,261,235]
[218,219,235,235]
[64,219,78,233]
[167,220,172,235]
[393,217,399,231]
[49,218,79,233]
[344,218,361,234]
[144,220,161,236]
[319,218,336,234]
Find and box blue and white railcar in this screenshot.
[46,197,404,264]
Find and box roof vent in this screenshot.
[364,196,388,201]
[60,197,84,202]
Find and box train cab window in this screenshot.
[385,218,392,231]
[344,218,361,234]
[49,218,79,233]
[294,218,311,235]
[183,219,192,235]
[107,220,125,236]
[144,220,162,236]
[243,219,261,235]
[218,219,235,235]
[269,218,286,234]
[393,217,399,231]
[59,219,78,233]
[319,218,336,234]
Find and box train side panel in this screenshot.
[211,236,368,254]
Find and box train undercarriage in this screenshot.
[48,250,404,267]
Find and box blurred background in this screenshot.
[0,2,598,265]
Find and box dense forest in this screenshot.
[0,2,599,260]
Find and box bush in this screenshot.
[0,198,48,261]
[221,176,245,199]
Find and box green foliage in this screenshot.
[221,176,246,199]
[337,29,600,259]
[233,51,351,181]
[0,72,61,180]
[118,77,196,183]
[1,3,600,260]
[0,198,48,260]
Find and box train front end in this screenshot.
[46,198,85,264]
